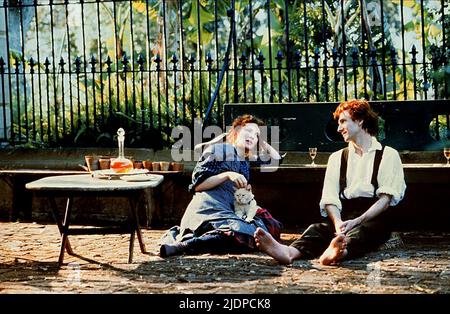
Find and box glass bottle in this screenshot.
[110,128,133,173]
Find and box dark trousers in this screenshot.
[290,198,393,259]
[180,208,282,256]
[182,232,252,255]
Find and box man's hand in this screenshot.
[333,220,345,235]
[325,205,345,235]
[339,217,363,234]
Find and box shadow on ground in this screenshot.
[0,223,449,294]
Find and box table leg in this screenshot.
[128,230,135,264]
[49,197,74,256]
[59,197,74,265]
[49,196,74,265]
[127,195,146,263]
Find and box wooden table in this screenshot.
[26,174,164,265]
[0,169,87,221]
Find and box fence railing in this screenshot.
[0,0,448,148]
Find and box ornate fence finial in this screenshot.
[137,54,145,71]
[105,56,112,73]
[74,57,81,74]
[89,55,97,73]
[59,57,66,73]
[28,57,35,74]
[44,57,51,74]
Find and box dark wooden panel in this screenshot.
[224,100,450,151]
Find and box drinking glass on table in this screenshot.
[309,147,317,167]
[444,147,450,166]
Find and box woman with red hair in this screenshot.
[159,114,283,257]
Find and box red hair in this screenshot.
[333,99,379,136]
[226,114,265,145]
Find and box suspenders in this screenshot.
[339,145,385,199]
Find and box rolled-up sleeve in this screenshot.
[319,151,342,217]
[376,147,406,206]
[188,146,221,193]
[188,144,236,193]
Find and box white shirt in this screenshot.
[319,137,406,217]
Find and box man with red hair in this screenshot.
[255,99,406,265]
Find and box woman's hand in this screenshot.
[259,140,281,160]
[226,171,248,188]
[259,140,269,152]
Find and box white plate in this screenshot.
[92,169,149,179]
[120,174,162,182]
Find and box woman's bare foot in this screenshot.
[319,234,348,265]
[254,227,300,265]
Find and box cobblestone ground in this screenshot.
[0,222,449,294]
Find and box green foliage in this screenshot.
[4,0,448,148]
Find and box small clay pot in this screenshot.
[85,156,99,172]
[133,160,143,169]
[152,162,161,171]
[99,158,111,170]
[160,161,171,171]
[171,162,184,172]
[143,160,153,171]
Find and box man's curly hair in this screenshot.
[333,99,379,136]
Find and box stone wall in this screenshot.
[1,148,449,230]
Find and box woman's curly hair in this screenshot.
[226,114,265,145]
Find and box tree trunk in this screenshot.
[0,1,34,143]
[7,0,35,55]
[0,9,11,141]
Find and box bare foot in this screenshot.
[254,227,299,265]
[319,234,348,265]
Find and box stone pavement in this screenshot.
[0,222,449,294]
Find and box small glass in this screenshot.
[309,147,317,167]
[444,147,450,166]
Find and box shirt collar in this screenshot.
[348,136,382,154]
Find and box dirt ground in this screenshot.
[0,222,449,294]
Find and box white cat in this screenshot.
[233,188,259,222]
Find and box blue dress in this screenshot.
[160,143,279,245]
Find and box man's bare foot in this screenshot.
[254,227,300,265]
[319,234,348,265]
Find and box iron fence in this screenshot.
[0,0,448,148]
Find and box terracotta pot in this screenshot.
[85,156,99,172]
[152,162,161,171]
[143,160,153,171]
[99,158,111,170]
[171,162,184,172]
[133,160,143,169]
[160,161,171,171]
